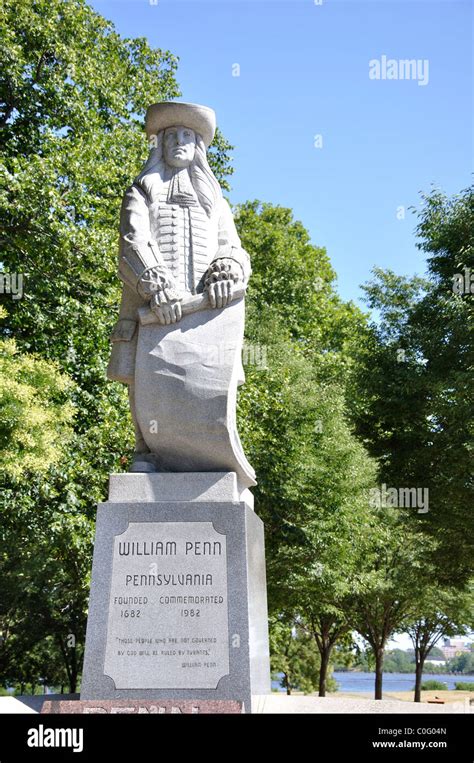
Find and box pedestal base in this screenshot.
[81,473,270,712]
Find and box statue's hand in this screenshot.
[205,258,243,309]
[150,289,182,326]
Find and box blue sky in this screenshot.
[90,0,473,307]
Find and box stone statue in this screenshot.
[107,102,256,500]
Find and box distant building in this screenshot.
[441,637,471,660]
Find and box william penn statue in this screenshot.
[107,102,256,501]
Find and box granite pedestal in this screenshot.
[81,472,270,712]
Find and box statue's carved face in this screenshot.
[163,125,196,168]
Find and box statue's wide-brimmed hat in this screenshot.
[145,101,216,147]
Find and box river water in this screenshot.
[333,671,474,693]
[272,672,474,693]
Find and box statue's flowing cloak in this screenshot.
[107,167,255,497]
[135,296,256,494]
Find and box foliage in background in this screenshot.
[0,0,472,698]
[269,616,322,695]
[1,0,191,691]
[0,338,75,479]
[234,202,381,695]
[348,186,473,582]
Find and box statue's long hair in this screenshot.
[135,131,222,218]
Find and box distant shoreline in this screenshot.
[334,669,474,676]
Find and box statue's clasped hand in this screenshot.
[205,258,243,309]
[150,284,182,326]
[138,266,182,326]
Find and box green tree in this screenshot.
[235,201,371,575]
[274,386,377,697]
[350,510,436,700]
[448,652,474,674]
[269,616,322,695]
[349,185,473,583]
[404,584,473,701]
[236,201,365,354]
[382,649,414,673]
[235,202,378,697]
[0,336,75,480]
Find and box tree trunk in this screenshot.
[69,647,78,694]
[374,648,384,700]
[283,672,291,695]
[318,646,332,697]
[414,656,425,702]
[58,636,77,694]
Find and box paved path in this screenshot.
[253,694,470,714]
[0,694,470,714]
